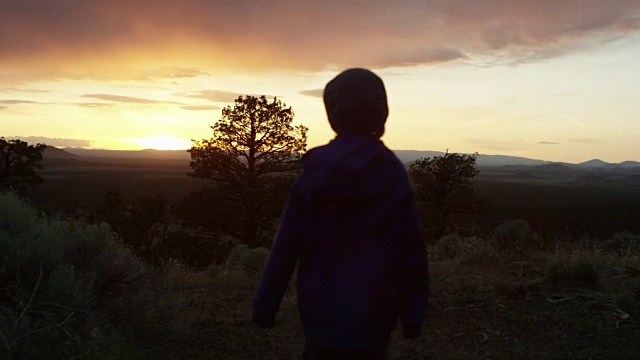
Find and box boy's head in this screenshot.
[323,68,388,138]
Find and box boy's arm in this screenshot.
[400,193,430,339]
[252,191,304,328]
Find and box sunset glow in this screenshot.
[2,1,640,163]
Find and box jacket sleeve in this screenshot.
[252,187,305,328]
[399,192,430,339]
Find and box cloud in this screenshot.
[0,106,5,110]
[77,102,115,108]
[142,67,210,80]
[299,89,324,98]
[182,90,272,103]
[537,141,559,145]
[8,136,93,148]
[0,99,38,104]
[370,48,468,68]
[570,137,602,144]
[82,93,182,105]
[181,105,221,111]
[0,87,48,93]
[1,0,638,80]
[182,90,243,103]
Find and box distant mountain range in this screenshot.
[53,147,191,160]
[41,146,640,188]
[392,150,554,167]
[44,146,640,168]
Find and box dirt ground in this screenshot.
[157,260,639,360]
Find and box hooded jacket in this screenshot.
[252,135,429,351]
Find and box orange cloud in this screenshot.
[77,102,115,108]
[181,90,248,103]
[181,90,274,103]
[1,0,639,81]
[299,89,324,98]
[537,141,560,145]
[181,105,221,111]
[82,93,182,105]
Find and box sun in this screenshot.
[132,135,192,150]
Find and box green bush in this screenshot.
[0,193,145,359]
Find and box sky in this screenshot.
[1,0,640,163]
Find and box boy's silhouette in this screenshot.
[253,68,429,359]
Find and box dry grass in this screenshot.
[3,196,638,359]
[134,246,640,359]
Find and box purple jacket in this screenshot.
[252,135,429,351]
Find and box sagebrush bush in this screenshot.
[429,234,501,264]
[428,234,463,261]
[217,244,269,276]
[547,256,601,290]
[0,193,145,359]
[242,247,270,276]
[602,231,640,256]
[492,219,543,253]
[226,243,249,266]
[207,262,223,277]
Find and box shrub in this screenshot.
[0,193,145,359]
[429,234,464,261]
[429,234,501,264]
[226,243,249,266]
[602,231,640,256]
[207,262,223,277]
[547,256,601,290]
[241,247,270,276]
[491,219,543,253]
[217,244,269,277]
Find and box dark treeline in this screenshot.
[474,180,640,240]
[17,158,640,270]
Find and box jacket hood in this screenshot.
[297,136,405,200]
[323,68,388,138]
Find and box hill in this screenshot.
[62,148,191,160]
[56,148,640,169]
[394,150,550,167]
[43,146,81,159]
[619,161,640,168]
[576,159,610,167]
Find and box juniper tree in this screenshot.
[188,95,308,247]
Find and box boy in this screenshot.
[253,68,429,359]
